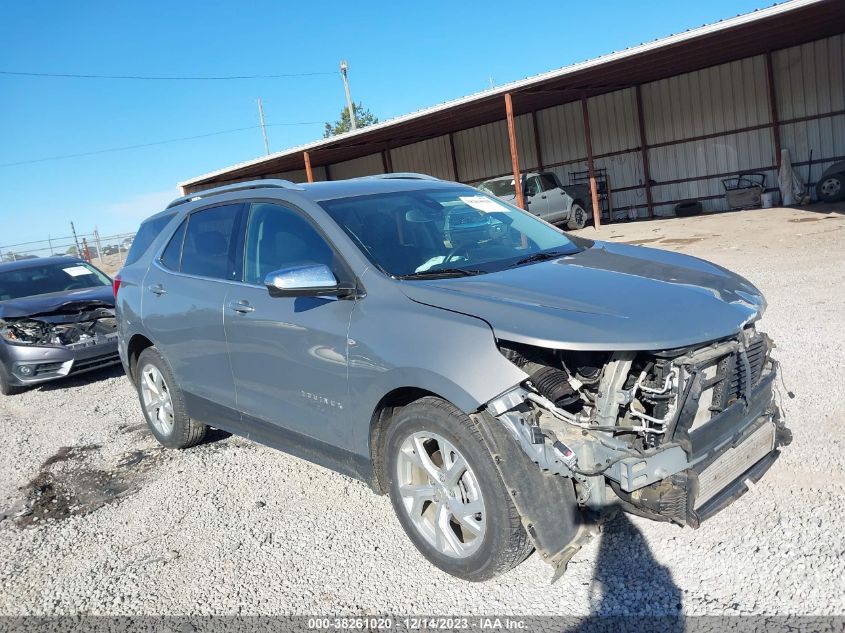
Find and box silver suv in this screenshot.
[116,175,790,581]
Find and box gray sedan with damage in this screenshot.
[116,175,790,581]
[0,257,119,395]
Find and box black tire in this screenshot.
[383,396,532,581]
[0,363,23,396]
[567,203,588,230]
[816,172,844,203]
[135,347,206,449]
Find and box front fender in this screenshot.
[346,277,527,456]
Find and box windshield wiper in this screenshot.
[509,250,567,268]
[398,268,485,279]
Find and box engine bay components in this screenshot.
[0,307,117,349]
[492,326,785,520]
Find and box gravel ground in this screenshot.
[1,204,844,617]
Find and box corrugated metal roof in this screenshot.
[180,0,842,189]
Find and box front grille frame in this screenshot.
[666,328,775,459]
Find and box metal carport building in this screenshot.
[179,0,845,227]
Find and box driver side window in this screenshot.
[243,203,335,285]
[525,177,541,197]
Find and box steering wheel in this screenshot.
[64,281,87,291]
[443,243,472,264]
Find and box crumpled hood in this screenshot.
[0,286,114,319]
[399,241,765,351]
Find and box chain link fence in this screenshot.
[0,229,137,276]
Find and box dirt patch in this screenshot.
[3,444,164,528]
[621,237,663,245]
[118,422,148,435]
[659,237,707,245]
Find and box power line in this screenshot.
[0,70,337,80]
[0,121,324,168]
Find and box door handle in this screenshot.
[227,300,255,314]
[149,284,167,296]
[541,194,548,199]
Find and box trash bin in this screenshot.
[761,191,776,208]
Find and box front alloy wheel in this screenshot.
[384,397,533,581]
[396,431,486,558]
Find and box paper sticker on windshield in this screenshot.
[459,195,508,213]
[63,266,93,277]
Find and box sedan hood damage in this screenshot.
[0,286,114,319]
[0,288,116,349]
[400,241,765,351]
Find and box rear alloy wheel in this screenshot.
[567,203,588,230]
[817,173,844,203]
[136,347,206,449]
[384,397,532,581]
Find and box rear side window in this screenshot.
[159,219,187,271]
[180,204,244,280]
[125,213,176,266]
[539,173,558,191]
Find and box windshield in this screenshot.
[0,262,111,301]
[477,179,515,197]
[320,187,590,278]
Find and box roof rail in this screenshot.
[357,173,441,181]
[167,179,305,209]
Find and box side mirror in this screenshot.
[264,264,354,298]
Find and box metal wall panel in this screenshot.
[643,55,770,146]
[454,114,537,183]
[587,88,640,155]
[780,113,845,184]
[390,136,454,180]
[328,153,385,180]
[773,34,844,120]
[536,101,585,167]
[649,128,774,184]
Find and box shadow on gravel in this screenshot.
[0,442,165,528]
[567,511,683,632]
[200,427,234,445]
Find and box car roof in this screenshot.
[172,176,470,209]
[298,177,468,202]
[0,256,84,272]
[140,176,480,227]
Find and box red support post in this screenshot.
[303,151,314,183]
[504,93,525,210]
[581,96,602,228]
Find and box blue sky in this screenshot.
[1,0,771,247]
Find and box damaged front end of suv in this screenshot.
[480,325,790,574]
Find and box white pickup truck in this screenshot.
[478,171,590,229]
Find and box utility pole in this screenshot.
[257,98,270,155]
[70,222,81,257]
[340,60,356,131]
